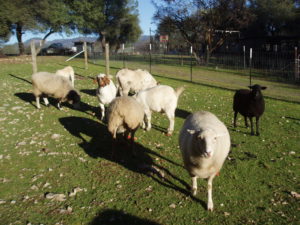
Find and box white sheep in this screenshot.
[179,111,230,211]
[107,96,144,147]
[32,72,81,110]
[95,74,117,120]
[135,85,184,136]
[55,66,75,87]
[115,68,158,96]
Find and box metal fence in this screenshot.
[89,46,300,83]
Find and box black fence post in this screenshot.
[122,43,125,68]
[190,46,193,82]
[249,48,253,86]
[243,45,246,69]
[149,43,152,73]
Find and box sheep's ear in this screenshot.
[261,86,267,90]
[187,129,196,135]
[248,85,253,89]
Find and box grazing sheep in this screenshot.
[135,85,184,136]
[179,111,230,211]
[55,66,75,87]
[115,68,158,96]
[107,96,144,147]
[233,84,267,135]
[95,74,117,120]
[32,72,80,109]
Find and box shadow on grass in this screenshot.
[176,108,191,119]
[59,116,206,209]
[81,89,97,97]
[14,92,35,107]
[9,74,32,85]
[14,92,100,118]
[89,209,161,225]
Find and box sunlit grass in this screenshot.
[0,56,299,224]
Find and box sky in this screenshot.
[5,0,157,45]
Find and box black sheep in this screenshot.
[233,84,267,136]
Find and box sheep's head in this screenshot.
[65,90,81,109]
[96,75,111,87]
[187,129,217,158]
[249,84,267,99]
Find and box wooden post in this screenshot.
[84,41,88,70]
[31,40,37,74]
[105,43,110,76]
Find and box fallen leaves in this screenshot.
[45,193,66,202]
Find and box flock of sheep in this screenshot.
[31,66,267,211]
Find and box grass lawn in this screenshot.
[0,56,299,225]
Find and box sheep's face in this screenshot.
[188,129,216,158]
[198,130,217,158]
[66,90,81,108]
[249,84,267,98]
[96,75,110,87]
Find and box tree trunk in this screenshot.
[16,23,25,55]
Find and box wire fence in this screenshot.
[89,46,300,84]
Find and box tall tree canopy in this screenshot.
[69,0,141,51]
[153,0,253,63]
[245,0,300,37]
[0,0,75,55]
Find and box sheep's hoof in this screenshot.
[191,188,197,196]
[250,132,255,136]
[207,202,214,211]
[127,135,137,141]
[256,132,260,136]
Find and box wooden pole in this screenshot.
[31,40,37,74]
[84,41,88,70]
[105,43,110,76]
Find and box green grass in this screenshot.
[0,56,299,225]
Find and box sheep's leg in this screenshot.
[36,96,41,109]
[145,111,152,131]
[207,174,216,211]
[255,116,260,136]
[43,97,49,106]
[166,112,175,136]
[99,103,105,120]
[191,176,198,196]
[244,116,249,128]
[57,101,62,110]
[249,117,254,135]
[130,130,137,154]
[233,111,238,128]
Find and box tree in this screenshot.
[153,0,253,63]
[245,0,299,37]
[0,0,74,55]
[69,0,141,51]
